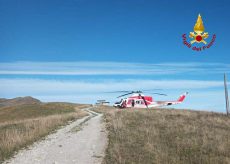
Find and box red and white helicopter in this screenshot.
[112,91,188,108]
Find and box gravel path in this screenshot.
[4,108,107,164]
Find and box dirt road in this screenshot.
[4,108,107,164]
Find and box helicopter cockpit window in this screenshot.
[115,99,123,104]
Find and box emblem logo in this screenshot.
[182,14,216,51]
[189,14,209,44]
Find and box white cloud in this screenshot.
[0,61,229,75]
[0,61,229,113]
[0,78,227,112]
[0,78,224,94]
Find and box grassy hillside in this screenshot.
[0,99,89,163]
[0,96,41,108]
[0,103,78,123]
[94,106,230,164]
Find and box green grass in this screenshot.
[94,106,230,164]
[0,103,76,123]
[0,102,89,163]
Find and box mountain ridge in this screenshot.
[0,96,41,107]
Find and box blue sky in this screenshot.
[0,0,230,112]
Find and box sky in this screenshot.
[0,0,230,112]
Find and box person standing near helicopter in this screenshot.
[131,99,135,107]
[122,99,127,108]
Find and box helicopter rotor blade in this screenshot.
[150,92,167,96]
[103,91,130,93]
[117,92,134,98]
[142,89,163,92]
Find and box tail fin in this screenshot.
[177,92,188,102]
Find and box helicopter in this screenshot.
[111,90,188,109]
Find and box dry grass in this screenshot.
[95,106,230,164]
[0,103,89,163]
